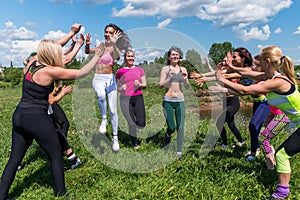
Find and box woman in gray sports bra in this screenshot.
[159,46,190,158]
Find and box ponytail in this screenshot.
[281,55,297,86]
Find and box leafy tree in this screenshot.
[4,67,23,86]
[154,55,167,65]
[185,49,202,69]
[208,41,234,64]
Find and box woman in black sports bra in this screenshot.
[0,25,103,200]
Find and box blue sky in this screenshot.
[0,0,299,67]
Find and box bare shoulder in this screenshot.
[180,66,187,72]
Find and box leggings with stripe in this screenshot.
[92,74,118,135]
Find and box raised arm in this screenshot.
[57,23,81,47]
[63,33,85,65]
[63,35,77,56]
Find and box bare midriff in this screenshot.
[95,63,113,74]
[164,82,184,98]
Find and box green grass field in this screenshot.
[1,83,300,200]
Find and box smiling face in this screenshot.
[104,26,115,44]
[124,50,135,67]
[168,50,180,65]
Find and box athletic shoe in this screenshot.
[99,120,108,134]
[134,144,139,150]
[232,141,245,148]
[266,146,276,170]
[112,138,120,152]
[164,133,171,145]
[70,158,82,169]
[246,149,260,157]
[176,152,183,159]
[245,155,255,161]
[221,144,229,148]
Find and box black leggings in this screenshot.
[120,95,146,145]
[0,107,66,199]
[50,103,71,152]
[216,96,243,145]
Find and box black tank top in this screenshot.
[18,61,54,109]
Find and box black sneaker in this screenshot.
[164,133,171,145]
[70,158,82,169]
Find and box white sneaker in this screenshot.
[233,141,245,148]
[176,152,183,159]
[112,138,120,152]
[99,120,107,134]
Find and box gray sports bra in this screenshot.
[167,66,184,83]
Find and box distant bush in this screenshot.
[3,67,23,86]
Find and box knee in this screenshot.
[168,126,176,133]
[249,123,258,134]
[275,147,292,173]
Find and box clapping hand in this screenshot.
[190,71,202,79]
[78,33,84,46]
[71,23,82,34]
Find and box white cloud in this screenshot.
[0,21,86,67]
[233,24,271,42]
[293,26,300,35]
[0,21,39,66]
[43,30,67,41]
[113,0,292,28]
[157,18,172,29]
[134,48,165,63]
[113,0,292,42]
[274,28,282,34]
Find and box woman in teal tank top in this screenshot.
[216,45,299,199]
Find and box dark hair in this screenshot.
[167,46,183,65]
[105,23,131,52]
[234,47,253,67]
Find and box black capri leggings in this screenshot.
[50,103,71,152]
[120,94,146,145]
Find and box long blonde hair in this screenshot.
[37,39,64,87]
[260,45,296,85]
[37,39,64,68]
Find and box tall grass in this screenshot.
[0,84,300,200]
